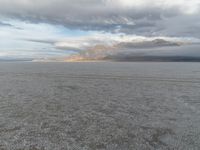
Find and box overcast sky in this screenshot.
[0,0,200,60]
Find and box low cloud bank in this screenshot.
[26,33,200,62]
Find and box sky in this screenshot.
[0,0,200,61]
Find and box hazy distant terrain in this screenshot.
[104,56,200,62]
[0,62,200,150]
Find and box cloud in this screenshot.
[0,0,200,37]
[63,43,200,62]
[1,0,200,61]
[31,33,195,48]
[0,20,70,59]
[0,21,13,27]
[102,44,200,62]
[28,33,197,61]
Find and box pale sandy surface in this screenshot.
[0,62,200,150]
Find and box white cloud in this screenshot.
[111,0,200,14]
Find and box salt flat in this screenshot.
[0,62,200,150]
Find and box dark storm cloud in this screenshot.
[0,0,200,37]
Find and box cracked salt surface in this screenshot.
[0,62,200,150]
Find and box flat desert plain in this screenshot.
[0,62,200,150]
